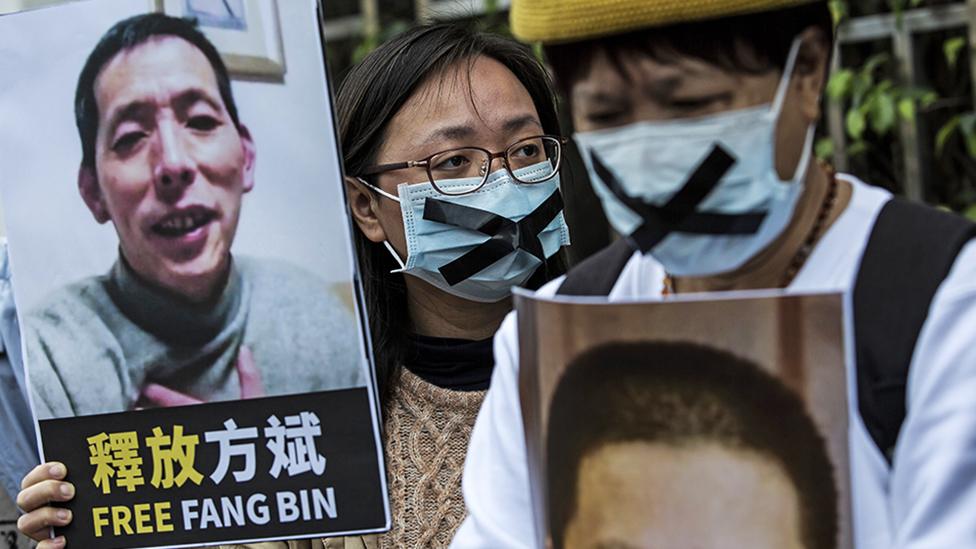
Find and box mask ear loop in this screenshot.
[770,36,817,183]
[356,177,401,203]
[353,178,408,272]
[791,126,817,182]
[382,241,407,274]
[770,36,805,119]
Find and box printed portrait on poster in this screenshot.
[8,2,359,421]
[516,290,851,549]
[0,1,388,547]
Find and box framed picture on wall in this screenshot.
[152,0,286,79]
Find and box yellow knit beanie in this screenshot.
[511,0,820,44]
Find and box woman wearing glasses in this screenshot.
[15,22,569,549]
[328,22,569,549]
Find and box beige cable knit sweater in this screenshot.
[224,368,487,549]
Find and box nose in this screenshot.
[490,155,506,173]
[482,153,506,178]
[153,120,195,199]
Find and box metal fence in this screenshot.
[827,1,976,204]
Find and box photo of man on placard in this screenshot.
[23,12,364,420]
[512,291,850,549]
[545,341,839,549]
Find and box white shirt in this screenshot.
[452,176,976,548]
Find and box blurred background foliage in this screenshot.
[322,0,511,80]
[819,0,976,217]
[323,0,976,219]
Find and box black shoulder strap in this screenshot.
[557,238,635,296]
[854,197,976,462]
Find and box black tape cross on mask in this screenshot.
[422,190,565,286]
[591,145,767,253]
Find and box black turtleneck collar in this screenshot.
[403,333,494,391]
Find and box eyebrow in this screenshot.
[641,75,683,102]
[574,89,629,107]
[576,74,686,108]
[501,114,543,134]
[423,124,474,143]
[105,101,154,137]
[419,114,544,145]
[171,87,224,116]
[104,87,224,136]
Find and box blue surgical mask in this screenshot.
[573,37,815,277]
[359,162,570,302]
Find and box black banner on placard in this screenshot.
[39,388,387,548]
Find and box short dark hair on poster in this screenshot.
[75,13,241,170]
[543,1,833,103]
[546,341,838,549]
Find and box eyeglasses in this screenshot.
[359,135,567,196]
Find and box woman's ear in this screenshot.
[795,26,831,123]
[344,176,388,243]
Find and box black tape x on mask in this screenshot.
[573,36,815,277]
[360,162,570,302]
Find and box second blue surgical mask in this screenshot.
[573,37,815,277]
[365,162,570,303]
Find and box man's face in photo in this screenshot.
[80,35,254,302]
[561,441,805,549]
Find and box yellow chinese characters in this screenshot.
[146,425,204,489]
[88,431,144,494]
[88,425,203,495]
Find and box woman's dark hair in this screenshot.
[335,23,565,400]
[543,2,834,103]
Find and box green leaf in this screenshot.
[936,115,961,157]
[960,113,976,135]
[828,0,848,26]
[851,72,874,106]
[965,203,976,222]
[966,135,976,158]
[898,98,916,121]
[846,109,867,140]
[351,39,376,65]
[870,93,897,134]
[889,0,923,27]
[899,86,937,102]
[826,69,854,100]
[944,37,967,70]
[888,0,905,26]
[961,114,976,158]
[847,141,868,156]
[862,53,890,79]
[815,137,835,161]
[532,42,544,63]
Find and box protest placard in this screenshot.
[0,1,389,546]
[516,289,851,549]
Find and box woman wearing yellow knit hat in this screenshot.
[455,1,976,548]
